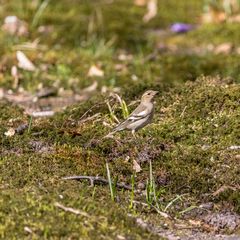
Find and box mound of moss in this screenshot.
[50,76,240,209]
[0,76,239,238]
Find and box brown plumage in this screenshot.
[107,90,158,138]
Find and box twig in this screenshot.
[78,101,106,122]
[31,110,55,117]
[62,175,132,190]
[132,200,170,219]
[132,200,149,207]
[212,185,240,197]
[77,113,101,125]
[180,106,187,118]
[54,202,90,217]
[227,145,240,150]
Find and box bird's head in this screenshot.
[141,90,158,103]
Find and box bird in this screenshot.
[106,90,158,138]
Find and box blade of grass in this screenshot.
[106,101,120,124]
[106,162,115,201]
[129,174,135,209]
[114,94,129,119]
[32,0,51,28]
[28,116,32,134]
[164,195,182,212]
[179,205,197,215]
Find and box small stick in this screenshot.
[54,202,90,217]
[62,175,132,190]
[180,106,187,118]
[31,110,55,117]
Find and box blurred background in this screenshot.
[0,0,240,96]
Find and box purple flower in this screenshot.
[170,23,193,33]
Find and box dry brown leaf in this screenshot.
[16,51,36,71]
[87,65,104,77]
[82,81,98,93]
[228,14,240,23]
[133,159,142,173]
[118,53,133,61]
[134,0,147,6]
[212,185,239,197]
[4,128,16,137]
[214,43,233,54]
[24,226,33,234]
[2,16,28,36]
[143,0,158,23]
[201,10,226,23]
[189,219,201,227]
[116,235,126,240]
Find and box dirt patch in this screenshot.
[28,140,54,154]
[202,212,240,233]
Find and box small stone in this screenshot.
[137,182,145,190]
[199,202,214,210]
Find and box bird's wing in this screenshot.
[113,104,151,132]
[127,104,150,121]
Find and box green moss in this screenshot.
[1,0,240,237]
[187,23,240,45]
[1,77,240,237]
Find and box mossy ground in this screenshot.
[0,0,240,239]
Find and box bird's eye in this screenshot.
[148,93,151,95]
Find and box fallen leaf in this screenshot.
[214,43,233,54]
[117,235,126,240]
[24,226,33,234]
[118,53,133,61]
[212,185,239,197]
[87,65,104,77]
[228,14,240,23]
[189,219,201,227]
[134,0,147,6]
[2,16,28,36]
[82,81,98,93]
[201,10,226,23]
[4,128,15,137]
[131,74,138,81]
[143,0,157,23]
[16,51,36,71]
[133,159,142,173]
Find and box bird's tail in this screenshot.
[112,122,125,132]
[104,121,126,138]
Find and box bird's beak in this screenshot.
[153,91,159,95]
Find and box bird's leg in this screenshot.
[131,129,137,139]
